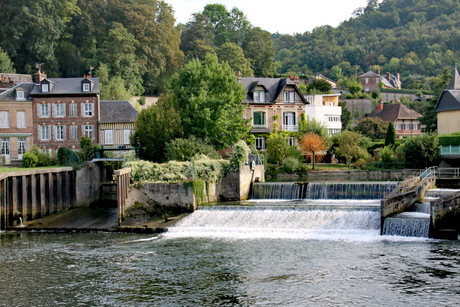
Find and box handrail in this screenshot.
[420,166,438,179]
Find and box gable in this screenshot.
[436,90,460,112]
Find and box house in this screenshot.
[239,77,309,150]
[368,103,422,137]
[99,100,137,148]
[358,71,402,93]
[304,93,342,135]
[30,73,100,156]
[0,83,35,163]
[436,68,460,135]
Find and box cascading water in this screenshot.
[251,182,304,199]
[305,182,397,200]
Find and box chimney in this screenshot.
[34,70,47,83]
[386,72,391,81]
[290,75,300,85]
[377,68,381,76]
[396,73,401,89]
[378,101,384,112]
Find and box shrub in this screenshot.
[282,156,300,173]
[57,147,80,166]
[22,152,39,168]
[165,136,219,162]
[229,140,250,171]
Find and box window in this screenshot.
[18,138,26,156]
[365,78,369,84]
[55,125,65,141]
[283,112,297,131]
[83,83,90,92]
[328,116,341,122]
[255,137,266,150]
[38,104,50,117]
[83,103,94,117]
[42,83,49,92]
[16,111,26,128]
[123,130,131,145]
[105,130,113,145]
[39,125,51,141]
[53,103,65,117]
[69,103,78,117]
[83,125,93,139]
[328,128,341,135]
[16,90,25,100]
[288,137,296,146]
[254,90,266,102]
[284,91,295,103]
[0,111,9,128]
[69,125,78,140]
[1,138,9,155]
[253,112,266,127]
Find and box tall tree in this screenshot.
[180,13,216,61]
[385,122,396,146]
[354,117,389,140]
[242,27,276,77]
[333,131,371,166]
[169,53,249,149]
[0,48,15,73]
[216,43,253,76]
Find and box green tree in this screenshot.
[385,122,396,146]
[333,131,371,167]
[354,117,389,140]
[132,95,183,162]
[180,13,215,61]
[339,101,351,129]
[306,79,333,94]
[216,42,253,76]
[298,114,329,138]
[399,134,440,169]
[266,130,291,165]
[95,63,131,100]
[165,136,219,162]
[169,53,249,149]
[242,27,276,77]
[0,48,15,72]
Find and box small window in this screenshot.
[18,138,26,155]
[38,104,50,117]
[83,103,94,117]
[255,137,266,150]
[288,137,297,147]
[284,91,295,103]
[55,125,65,141]
[1,138,10,155]
[39,125,51,141]
[253,112,266,127]
[69,103,78,117]
[42,83,49,92]
[83,83,90,92]
[123,130,131,145]
[16,111,26,128]
[69,125,78,140]
[83,125,93,139]
[16,90,25,100]
[53,103,65,117]
[105,130,113,145]
[0,111,9,128]
[254,90,266,102]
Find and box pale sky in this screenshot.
[165,0,369,34]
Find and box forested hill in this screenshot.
[273,0,460,91]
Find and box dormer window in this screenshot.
[42,83,49,92]
[81,79,93,92]
[16,89,25,100]
[284,90,295,103]
[254,90,266,102]
[41,79,54,92]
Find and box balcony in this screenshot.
[282,125,298,131]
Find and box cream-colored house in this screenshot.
[239,77,309,150]
[436,68,460,135]
[304,93,342,135]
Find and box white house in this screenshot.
[304,94,342,135]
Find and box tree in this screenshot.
[298,114,328,138]
[216,42,253,76]
[399,134,440,168]
[95,63,131,101]
[339,101,351,130]
[354,117,389,140]
[266,130,291,165]
[385,122,396,146]
[168,53,249,149]
[180,13,215,61]
[300,133,326,169]
[0,48,15,72]
[165,136,219,162]
[242,27,276,77]
[306,79,332,94]
[132,95,183,162]
[333,131,371,167]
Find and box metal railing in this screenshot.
[420,166,438,179]
[440,145,460,155]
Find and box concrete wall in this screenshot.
[75,161,104,206]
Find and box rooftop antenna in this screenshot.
[88,66,94,77]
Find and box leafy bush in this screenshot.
[282,156,300,173]
[22,152,39,168]
[229,140,250,171]
[165,136,219,162]
[57,147,80,166]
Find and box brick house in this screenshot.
[368,103,422,137]
[358,71,402,93]
[239,77,309,150]
[30,76,100,155]
[0,83,35,162]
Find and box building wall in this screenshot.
[0,100,33,161]
[32,95,99,154]
[99,123,134,147]
[438,110,460,135]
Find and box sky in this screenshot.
[165,0,369,34]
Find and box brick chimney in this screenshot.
[290,75,300,85]
[34,69,47,83]
[378,101,384,112]
[386,72,391,82]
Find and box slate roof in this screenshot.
[0,73,32,84]
[30,78,100,95]
[239,77,307,104]
[436,68,460,112]
[358,71,401,89]
[0,83,35,101]
[100,100,138,123]
[368,103,422,122]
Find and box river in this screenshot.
[1,201,459,307]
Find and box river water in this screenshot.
[1,199,459,306]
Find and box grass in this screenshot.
[0,166,63,173]
[309,163,351,171]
